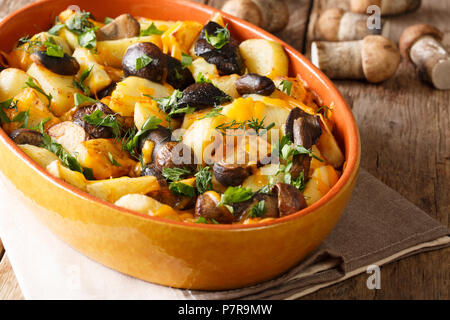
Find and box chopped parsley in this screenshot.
[151,90,194,120]
[83,109,122,137]
[169,181,196,198]
[195,217,219,224]
[140,23,164,36]
[44,37,64,58]
[199,106,224,120]
[218,186,254,213]
[162,167,192,182]
[196,72,212,84]
[64,11,98,50]
[204,25,230,49]
[124,116,162,156]
[0,99,17,124]
[279,80,293,95]
[108,152,121,167]
[48,24,65,35]
[78,29,97,49]
[73,66,93,96]
[181,53,193,69]
[136,54,153,71]
[215,118,275,136]
[74,93,97,106]
[248,200,267,218]
[11,108,30,128]
[41,133,83,173]
[30,117,51,133]
[195,166,213,194]
[25,78,53,113]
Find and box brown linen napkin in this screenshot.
[184,169,449,300]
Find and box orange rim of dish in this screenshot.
[0,0,361,230]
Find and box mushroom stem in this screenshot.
[311,41,364,80]
[409,36,450,90]
[312,35,400,83]
[317,9,388,41]
[350,0,421,16]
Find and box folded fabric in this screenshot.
[0,169,448,299]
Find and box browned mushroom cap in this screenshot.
[350,0,421,15]
[9,128,43,146]
[361,35,401,83]
[272,183,307,217]
[154,141,197,172]
[213,161,252,187]
[30,51,80,76]
[399,24,443,60]
[235,73,275,96]
[139,125,172,159]
[195,191,235,224]
[96,14,140,41]
[285,107,322,149]
[316,8,344,41]
[73,102,119,139]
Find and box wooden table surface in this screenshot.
[0,0,448,300]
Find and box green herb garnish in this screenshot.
[44,37,64,58]
[140,23,164,36]
[11,108,30,128]
[218,186,253,209]
[83,109,122,137]
[196,72,212,84]
[195,166,213,194]
[136,54,153,71]
[74,93,97,106]
[108,152,121,167]
[48,24,65,35]
[78,29,97,49]
[279,80,293,95]
[199,106,224,120]
[204,25,230,49]
[25,77,53,112]
[248,200,267,218]
[162,167,191,182]
[41,133,83,173]
[73,66,93,96]
[30,117,51,133]
[169,181,196,198]
[181,53,193,68]
[195,217,219,224]
[124,116,162,156]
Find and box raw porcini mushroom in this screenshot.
[399,24,450,90]
[95,14,140,41]
[350,0,421,16]
[316,8,389,41]
[311,35,400,83]
[9,128,43,146]
[221,0,289,33]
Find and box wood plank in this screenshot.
[209,0,313,51]
[0,255,24,300]
[302,0,450,300]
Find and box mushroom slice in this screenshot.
[285,107,322,149]
[272,183,307,217]
[122,43,167,83]
[139,125,172,160]
[47,121,88,154]
[235,73,275,96]
[30,51,80,76]
[9,128,43,146]
[153,141,197,172]
[213,160,252,187]
[195,191,235,224]
[96,14,140,41]
[195,21,245,75]
[73,102,118,139]
[166,56,195,90]
[178,83,231,110]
